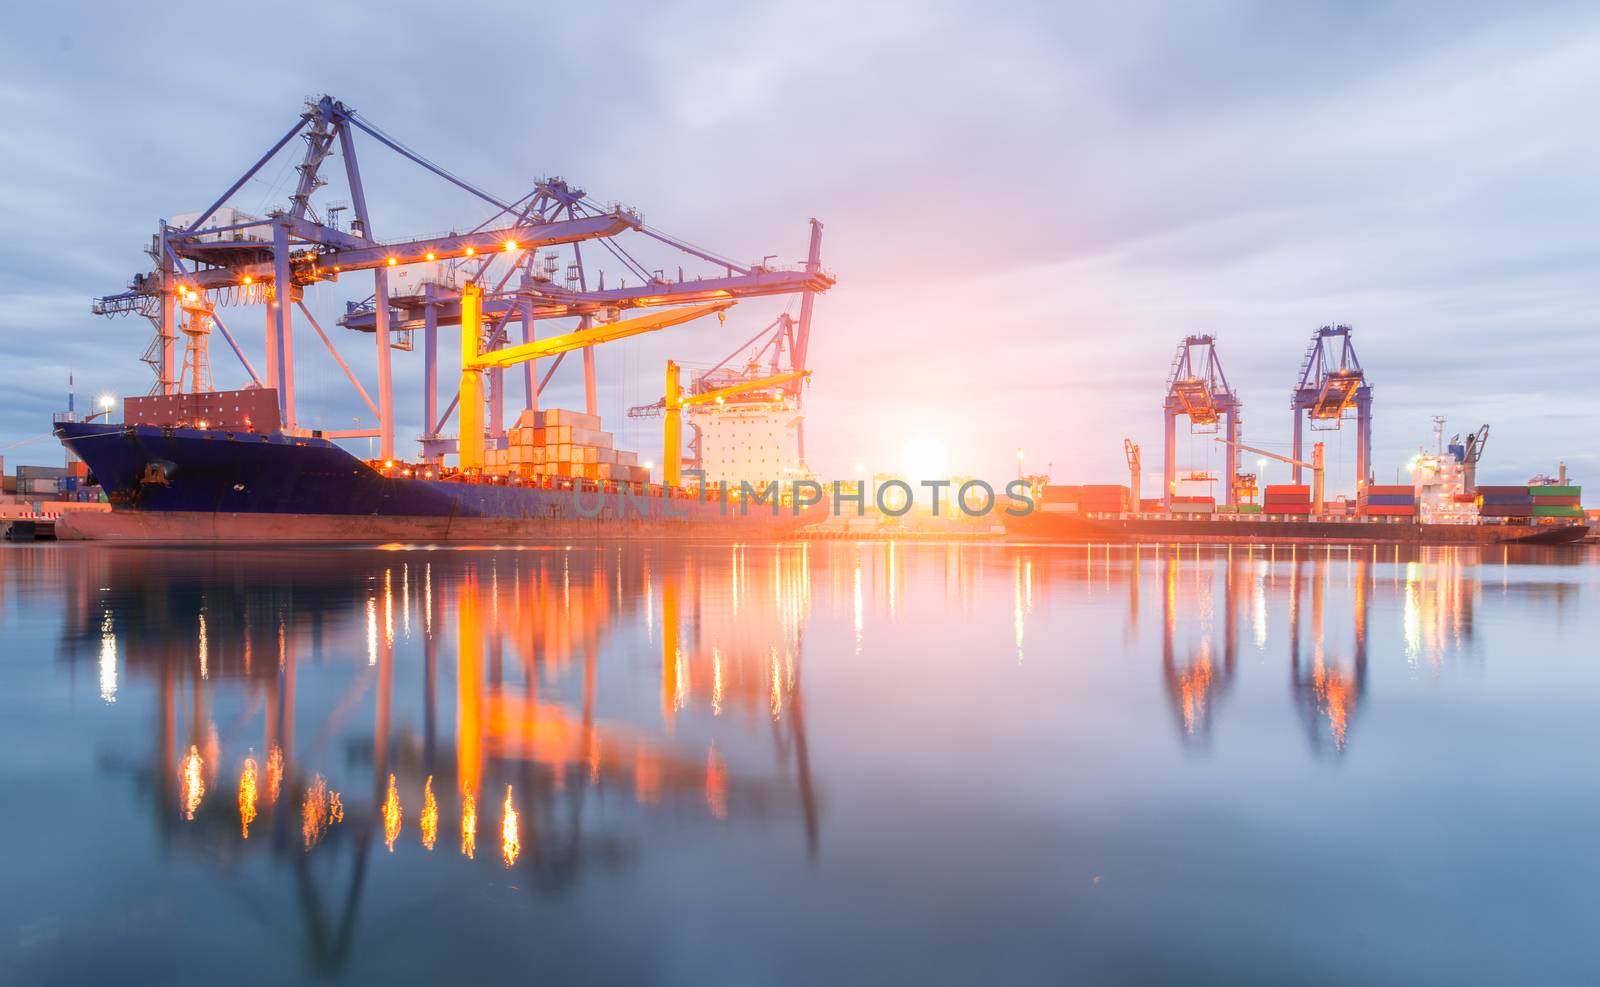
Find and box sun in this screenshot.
[900,435,950,480]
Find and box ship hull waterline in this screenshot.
[55,422,815,543]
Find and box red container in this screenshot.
[1480,505,1534,518]
[1531,495,1581,507]
[1041,485,1082,502]
[1475,485,1528,497]
[1264,484,1311,498]
[1267,505,1312,515]
[1139,498,1165,512]
[1171,495,1215,505]
[1364,505,1415,517]
[1365,485,1413,497]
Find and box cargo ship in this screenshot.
[1004,479,1588,545]
[53,419,815,543]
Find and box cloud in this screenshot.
[0,1,1595,491]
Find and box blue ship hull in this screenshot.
[54,422,810,542]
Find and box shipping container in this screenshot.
[1529,485,1580,498]
[1364,485,1413,497]
[1479,505,1534,518]
[1264,484,1311,498]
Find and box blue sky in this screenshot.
[2,1,1596,493]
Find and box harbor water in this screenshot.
[2,541,1597,984]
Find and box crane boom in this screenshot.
[457,282,734,470]
[467,301,734,370]
[1215,436,1325,514]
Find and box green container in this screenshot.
[1216,505,1238,514]
[1531,504,1583,517]
[1530,485,1581,498]
[1236,504,1263,514]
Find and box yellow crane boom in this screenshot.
[664,363,809,488]
[457,281,734,470]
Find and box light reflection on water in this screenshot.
[1,540,1598,984]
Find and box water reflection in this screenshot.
[48,544,822,974]
[24,538,1591,981]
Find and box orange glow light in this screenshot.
[383,773,402,851]
[464,246,476,257]
[301,774,344,849]
[181,745,205,820]
[461,790,478,859]
[265,745,283,804]
[387,257,398,266]
[420,776,439,851]
[503,240,518,252]
[501,785,521,867]
[238,757,259,838]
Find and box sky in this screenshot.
[2,0,1596,496]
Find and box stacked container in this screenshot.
[1362,484,1416,518]
[1170,495,1215,515]
[1039,485,1081,514]
[1079,484,1130,514]
[1476,485,1533,519]
[499,409,650,484]
[1263,484,1311,515]
[1530,485,1582,519]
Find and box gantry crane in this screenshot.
[92,95,833,464]
[628,311,811,482]
[1216,436,1325,514]
[1291,325,1372,495]
[660,363,809,487]
[455,283,735,470]
[1163,335,1241,507]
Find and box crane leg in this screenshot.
[664,361,681,488]
[423,285,438,450]
[1292,408,1304,486]
[1163,408,1176,507]
[1223,408,1239,507]
[521,301,535,413]
[374,268,394,459]
[1356,392,1371,497]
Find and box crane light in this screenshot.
[241,275,253,285]
[464,247,476,257]
[503,240,518,252]
[386,257,397,266]
[425,252,436,261]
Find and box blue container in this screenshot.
[1367,494,1415,506]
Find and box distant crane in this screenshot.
[1124,439,1141,508]
[1462,424,1489,493]
[1291,326,1371,496]
[1217,436,1325,514]
[1163,335,1241,507]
